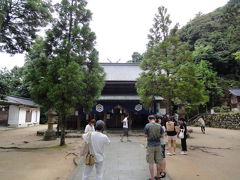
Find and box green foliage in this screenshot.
[196,60,223,107]
[127,52,143,63]
[233,51,240,63]
[0,68,9,99]
[25,38,52,111]
[0,66,30,98]
[25,1,104,145]
[213,105,231,113]
[178,0,240,81]
[137,36,208,113]
[0,0,52,54]
[147,6,172,49]
[26,0,104,115]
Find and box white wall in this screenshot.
[8,105,19,125]
[19,108,27,126]
[9,107,40,127]
[36,108,40,124]
[31,108,40,124]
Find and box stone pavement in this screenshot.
[69,135,171,180]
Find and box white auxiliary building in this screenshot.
[0,96,40,127]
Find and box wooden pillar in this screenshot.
[103,113,107,130]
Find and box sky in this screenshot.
[0,0,229,70]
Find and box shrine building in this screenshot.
[68,63,166,129]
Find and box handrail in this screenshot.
[187,113,209,124]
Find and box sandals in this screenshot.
[149,172,167,180]
[160,172,166,178]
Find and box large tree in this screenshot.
[137,36,208,115]
[26,0,104,146]
[0,0,52,54]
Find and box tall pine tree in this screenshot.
[26,0,104,146]
[147,6,172,49]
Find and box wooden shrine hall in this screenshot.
[67,63,166,130]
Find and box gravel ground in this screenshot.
[0,125,83,180]
[0,125,240,180]
[166,126,240,180]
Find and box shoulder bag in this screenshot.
[85,133,95,166]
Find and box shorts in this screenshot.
[167,135,177,141]
[146,146,163,164]
[161,144,165,158]
[123,128,128,136]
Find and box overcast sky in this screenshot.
[0,0,229,70]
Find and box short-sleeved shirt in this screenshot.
[198,118,205,126]
[82,132,110,162]
[122,117,128,128]
[84,124,95,133]
[144,122,164,147]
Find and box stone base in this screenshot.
[43,130,57,141]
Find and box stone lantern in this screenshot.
[44,109,57,141]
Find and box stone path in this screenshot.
[69,136,171,180]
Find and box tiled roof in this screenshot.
[99,95,163,101]
[0,96,40,107]
[229,89,240,96]
[101,63,142,81]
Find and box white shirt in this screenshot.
[122,117,128,128]
[82,132,110,162]
[198,118,205,126]
[84,124,95,133]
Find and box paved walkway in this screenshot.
[69,136,171,180]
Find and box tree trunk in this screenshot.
[76,114,81,131]
[60,115,66,146]
[166,98,172,115]
[179,104,186,118]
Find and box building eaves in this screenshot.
[0,96,40,107]
[229,89,240,97]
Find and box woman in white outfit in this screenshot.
[84,119,96,133]
[82,120,110,180]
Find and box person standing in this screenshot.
[120,114,131,142]
[179,118,188,155]
[84,119,96,133]
[156,116,167,178]
[166,117,178,155]
[198,116,206,134]
[173,112,179,121]
[82,120,110,180]
[144,115,164,180]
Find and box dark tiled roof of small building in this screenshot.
[229,89,240,96]
[0,96,40,107]
[101,63,142,81]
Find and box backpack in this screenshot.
[166,121,175,132]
